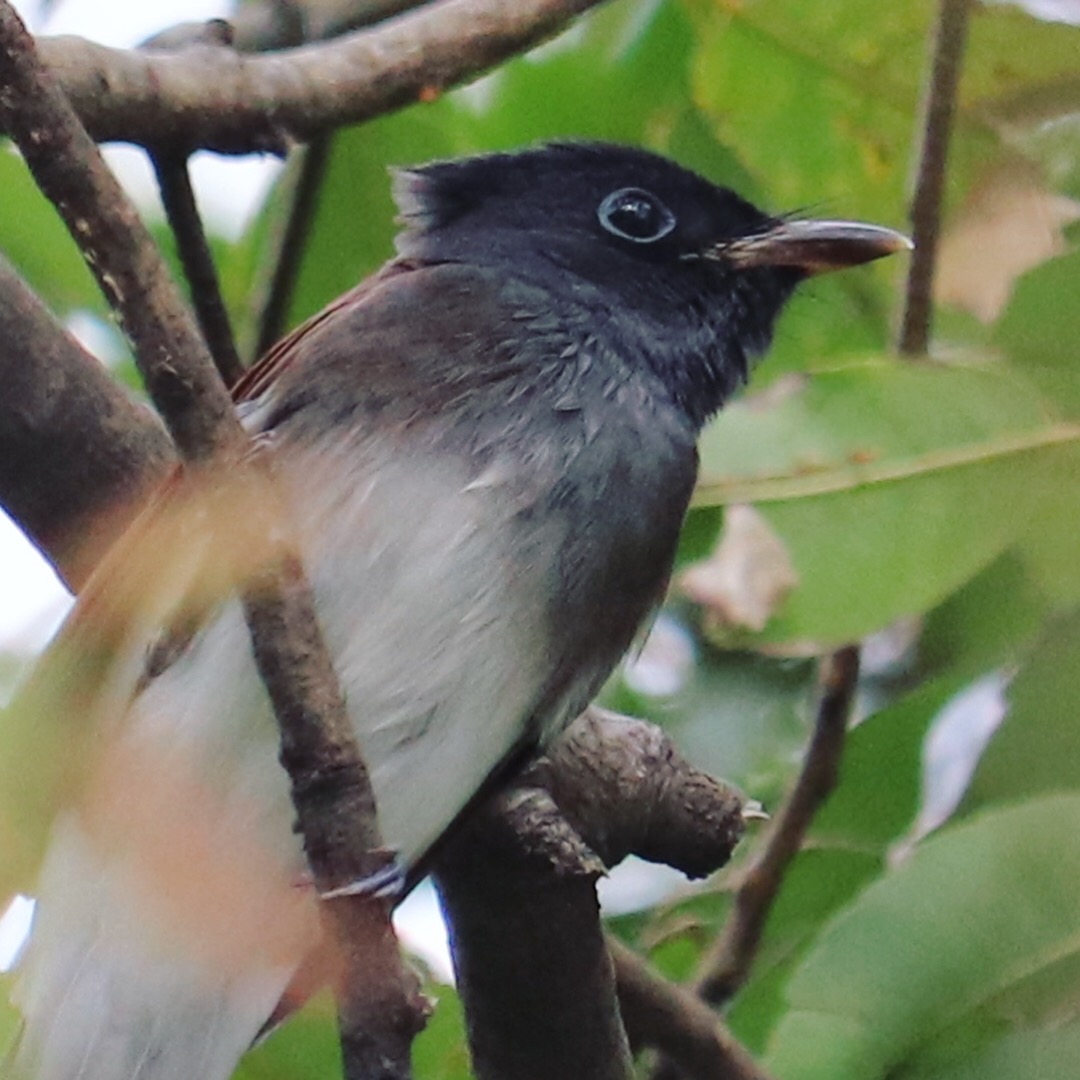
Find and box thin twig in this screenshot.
[611,938,776,1080]
[152,150,245,386]
[696,647,859,1005]
[898,0,973,356]
[253,135,332,360]
[0,6,422,1075]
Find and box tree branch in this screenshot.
[0,5,423,1074]
[611,938,776,1080]
[0,256,176,589]
[23,0,608,154]
[253,135,332,360]
[898,0,973,356]
[532,707,745,877]
[692,647,859,1006]
[434,709,747,1080]
[152,151,245,386]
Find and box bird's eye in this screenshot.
[597,188,676,244]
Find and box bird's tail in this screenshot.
[11,813,312,1080]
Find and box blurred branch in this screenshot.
[0,256,176,590]
[647,647,859,1080]
[253,135,332,359]
[0,5,424,1075]
[143,1,434,52]
[20,0,608,154]
[152,151,245,386]
[898,0,973,356]
[611,938,775,1080]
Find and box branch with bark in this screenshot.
[15,0,609,154]
[435,709,747,1080]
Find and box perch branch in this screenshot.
[18,0,609,154]
[434,708,746,1080]
[646,648,859,1080]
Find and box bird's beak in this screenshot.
[711,219,912,275]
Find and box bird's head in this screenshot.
[392,142,909,425]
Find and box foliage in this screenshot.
[3,0,1080,1077]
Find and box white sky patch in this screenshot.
[0,894,35,972]
[23,0,230,47]
[12,1,284,241]
[0,513,72,657]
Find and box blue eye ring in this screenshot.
[597,187,677,243]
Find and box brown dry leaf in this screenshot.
[936,162,1080,323]
[680,503,798,633]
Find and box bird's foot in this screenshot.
[319,852,406,901]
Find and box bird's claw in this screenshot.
[319,853,406,901]
[741,799,770,822]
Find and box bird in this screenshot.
[11,141,908,1080]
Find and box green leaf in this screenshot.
[234,993,340,1079]
[765,794,1080,1079]
[811,681,955,851]
[996,250,1080,416]
[0,150,103,315]
[728,848,882,1053]
[991,252,1080,602]
[695,357,1076,644]
[683,0,1080,225]
[684,0,929,223]
[903,1023,1080,1080]
[0,972,21,1070]
[918,552,1047,681]
[961,609,1080,814]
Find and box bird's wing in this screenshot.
[13,260,641,1080]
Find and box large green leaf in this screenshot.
[918,552,1047,682]
[811,681,954,851]
[683,0,1080,223]
[902,1024,1080,1080]
[683,0,930,223]
[996,250,1080,416]
[695,357,1077,644]
[765,794,1080,1079]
